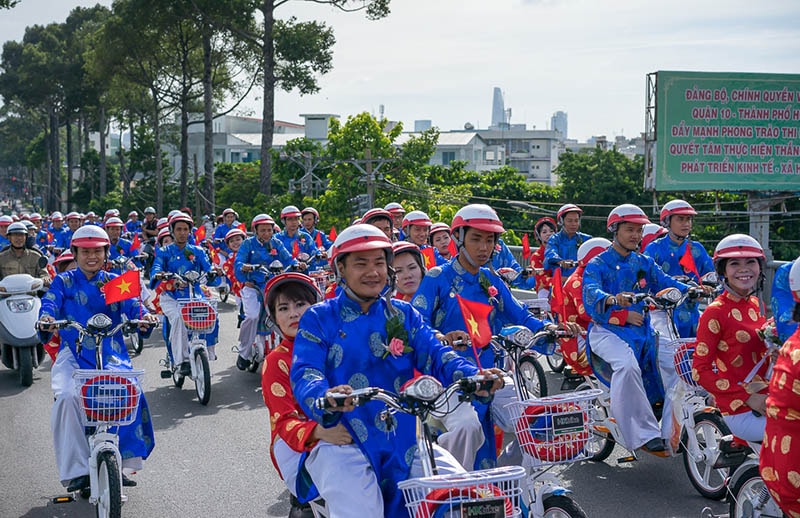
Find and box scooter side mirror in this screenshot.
[38,256,48,269]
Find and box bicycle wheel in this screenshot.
[543,495,588,518]
[682,412,730,500]
[580,388,615,462]
[126,330,144,355]
[96,451,122,518]
[517,355,548,399]
[728,465,782,518]
[545,348,566,373]
[194,349,211,405]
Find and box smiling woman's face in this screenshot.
[724,257,760,297]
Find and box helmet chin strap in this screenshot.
[669,230,688,242]
[613,234,638,253]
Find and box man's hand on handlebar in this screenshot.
[476,368,505,397]
[38,315,56,333]
[610,292,635,308]
[139,313,159,331]
[443,330,470,351]
[324,385,357,412]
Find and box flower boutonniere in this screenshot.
[757,317,781,349]
[633,269,647,290]
[383,313,413,359]
[183,248,196,262]
[479,272,499,304]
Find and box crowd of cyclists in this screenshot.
[0,198,797,518]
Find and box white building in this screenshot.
[474,128,564,185]
[394,132,503,172]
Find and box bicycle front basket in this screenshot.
[73,369,143,426]
[177,298,218,332]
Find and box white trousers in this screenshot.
[160,294,190,365]
[50,348,142,486]
[434,391,485,471]
[305,441,464,518]
[723,412,767,443]
[588,325,662,450]
[273,437,302,497]
[433,376,520,469]
[237,286,261,360]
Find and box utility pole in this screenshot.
[347,148,395,209]
[365,148,374,208]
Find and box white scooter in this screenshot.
[0,273,47,386]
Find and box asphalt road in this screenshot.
[0,297,729,518]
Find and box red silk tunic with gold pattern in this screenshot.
[692,292,768,416]
[261,337,318,478]
[760,330,800,517]
[530,245,552,293]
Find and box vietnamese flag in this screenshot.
[328,226,337,242]
[550,268,565,321]
[679,242,700,280]
[46,230,53,243]
[421,247,436,269]
[292,239,300,258]
[237,222,246,232]
[521,233,531,260]
[195,225,206,242]
[314,231,323,248]
[130,232,140,251]
[102,269,141,304]
[448,239,458,258]
[455,295,493,369]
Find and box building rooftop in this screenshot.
[394,132,484,147]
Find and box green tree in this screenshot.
[318,112,402,229]
[555,148,650,236]
[196,0,390,198]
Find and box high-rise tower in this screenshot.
[491,87,505,128]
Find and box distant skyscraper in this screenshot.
[491,87,506,128]
[551,111,568,140]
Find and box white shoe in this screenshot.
[207,346,217,361]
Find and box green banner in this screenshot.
[655,71,800,191]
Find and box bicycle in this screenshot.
[156,270,218,405]
[494,326,595,517]
[577,286,710,465]
[38,314,155,518]
[314,374,527,518]
[232,260,302,373]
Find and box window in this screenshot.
[231,151,241,162]
[442,151,456,165]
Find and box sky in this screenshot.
[2,0,799,141]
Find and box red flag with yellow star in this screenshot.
[421,247,436,269]
[455,294,493,349]
[102,269,141,304]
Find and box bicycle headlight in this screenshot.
[401,375,443,401]
[501,325,535,347]
[656,287,682,304]
[7,299,34,313]
[88,313,113,332]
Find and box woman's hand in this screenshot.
[312,423,353,445]
[746,392,768,415]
